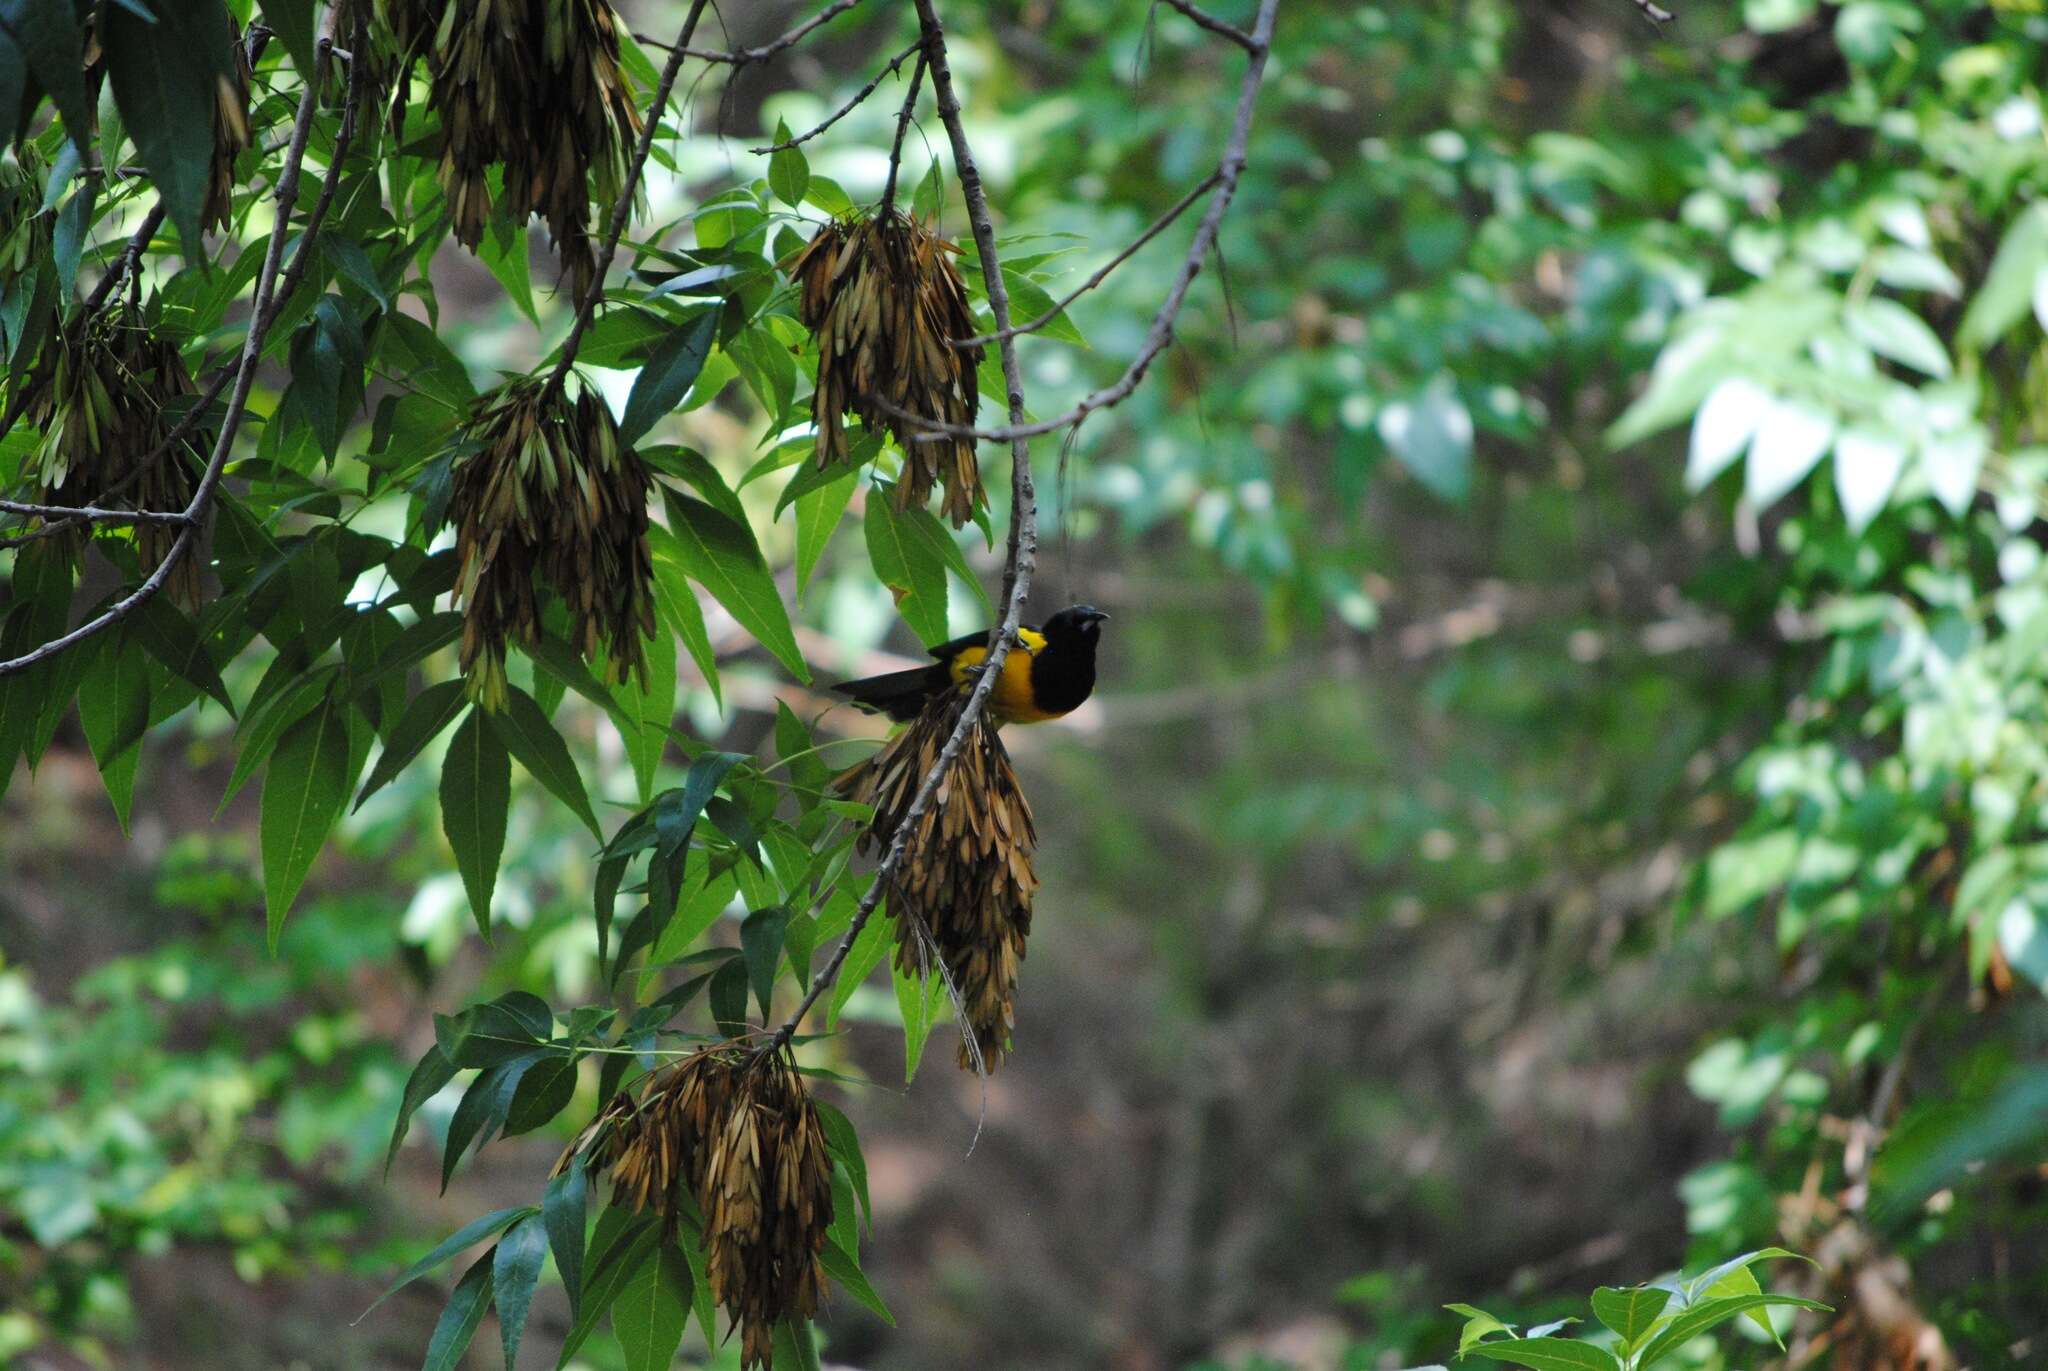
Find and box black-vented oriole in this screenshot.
[832,604,1109,725]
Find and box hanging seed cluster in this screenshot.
[205,26,253,234]
[790,209,986,527]
[449,377,654,710]
[0,149,50,284]
[28,305,208,608]
[835,683,1040,1071]
[380,0,639,297]
[566,1048,833,1371]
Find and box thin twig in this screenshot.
[750,42,923,153]
[636,0,864,67]
[766,0,1041,1056]
[547,0,714,392]
[877,50,928,220]
[82,201,169,316]
[1156,0,1258,51]
[0,498,189,525]
[886,0,1280,445]
[953,170,1220,347]
[0,27,342,679]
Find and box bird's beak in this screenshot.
[1085,609,1111,624]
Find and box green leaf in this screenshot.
[502,1051,579,1136]
[1833,430,1907,533]
[769,120,810,208]
[1445,1304,1514,1355]
[292,295,369,459]
[609,621,676,803]
[77,634,152,830]
[1590,1286,1670,1351]
[489,684,600,837]
[774,1319,824,1371]
[102,0,233,250]
[261,0,319,79]
[354,678,467,809]
[422,1253,495,1371]
[493,1213,549,1370]
[1845,298,1950,377]
[1461,1338,1616,1371]
[1745,398,1835,509]
[892,938,948,1081]
[442,1054,539,1190]
[1,1,90,152]
[557,1210,659,1367]
[544,1156,589,1322]
[793,465,855,600]
[820,1234,895,1325]
[1379,373,1472,502]
[222,673,331,812]
[1632,1294,1830,1367]
[865,487,950,646]
[620,308,721,446]
[806,175,854,216]
[260,692,355,948]
[1000,267,1086,347]
[648,525,721,707]
[442,706,512,939]
[1960,203,2048,350]
[362,1205,533,1316]
[829,906,889,1029]
[130,595,235,716]
[709,957,750,1036]
[384,1044,457,1174]
[378,312,476,409]
[912,161,943,222]
[481,213,538,323]
[741,905,792,1017]
[612,1241,692,1371]
[661,490,809,681]
[815,1100,871,1232]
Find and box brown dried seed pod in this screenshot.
[789,209,986,527]
[205,24,253,235]
[562,1047,833,1371]
[449,376,655,710]
[27,303,211,610]
[834,683,1039,1071]
[405,0,639,296]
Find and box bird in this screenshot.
[832,604,1110,725]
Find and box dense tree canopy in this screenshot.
[2,1,2046,1369]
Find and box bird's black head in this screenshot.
[1044,604,1110,645]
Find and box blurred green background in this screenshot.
[6,0,2048,1367]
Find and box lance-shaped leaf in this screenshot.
[660,489,809,681]
[442,706,511,939]
[261,692,355,948]
[488,685,600,837]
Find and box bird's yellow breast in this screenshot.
[947,629,1058,723]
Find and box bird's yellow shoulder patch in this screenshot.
[945,629,1059,723]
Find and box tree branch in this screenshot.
[0,26,346,679]
[1156,0,1257,51]
[636,0,865,67]
[749,41,922,153]
[767,0,1040,1053]
[876,50,928,219]
[952,170,1220,347]
[885,0,1279,445]
[546,0,714,391]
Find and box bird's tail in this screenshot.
[830,666,936,722]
